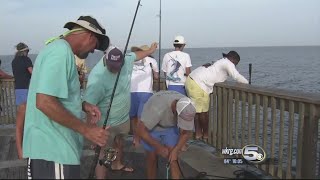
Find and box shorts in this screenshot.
[185,76,210,113]
[141,127,179,152]
[27,158,80,179]
[107,120,130,146]
[15,89,28,106]
[167,85,186,95]
[129,92,153,118]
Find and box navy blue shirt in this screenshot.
[11,56,33,89]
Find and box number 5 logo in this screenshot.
[242,144,266,163]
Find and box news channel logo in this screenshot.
[222,144,266,164]
[241,144,266,164]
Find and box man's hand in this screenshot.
[168,148,179,163]
[149,42,158,54]
[83,125,110,147]
[134,42,158,61]
[155,145,170,158]
[83,101,101,124]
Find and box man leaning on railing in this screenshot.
[185,51,249,143]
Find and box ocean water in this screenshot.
[1,46,319,176]
[1,46,319,94]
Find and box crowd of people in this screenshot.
[0,15,249,179]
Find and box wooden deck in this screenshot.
[0,128,200,179]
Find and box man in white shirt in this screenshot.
[161,35,192,95]
[185,51,249,142]
[130,45,159,147]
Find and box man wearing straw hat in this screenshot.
[22,16,110,179]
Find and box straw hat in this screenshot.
[131,45,150,52]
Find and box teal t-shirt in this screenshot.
[84,52,136,127]
[23,39,83,165]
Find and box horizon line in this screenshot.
[0,44,319,56]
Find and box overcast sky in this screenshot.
[0,0,319,55]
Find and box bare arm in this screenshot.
[153,71,159,80]
[168,129,192,164]
[136,121,170,158]
[136,121,163,149]
[226,63,249,84]
[36,93,87,133]
[185,67,191,76]
[36,93,108,146]
[173,129,191,151]
[0,70,13,79]
[134,42,158,61]
[149,62,159,80]
[27,67,33,74]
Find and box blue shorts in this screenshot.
[15,89,28,106]
[141,127,179,152]
[129,92,153,118]
[168,85,186,95]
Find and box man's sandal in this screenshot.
[111,164,134,173]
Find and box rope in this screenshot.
[45,28,85,45]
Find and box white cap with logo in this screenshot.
[173,35,186,45]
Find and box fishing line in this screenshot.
[88,0,142,178]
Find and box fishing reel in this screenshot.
[98,148,117,168]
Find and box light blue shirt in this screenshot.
[23,39,83,165]
[84,52,136,127]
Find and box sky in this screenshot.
[0,0,319,55]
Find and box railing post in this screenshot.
[212,88,218,148]
[217,87,223,152]
[300,104,318,178]
[222,88,228,149]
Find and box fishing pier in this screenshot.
[0,78,319,179]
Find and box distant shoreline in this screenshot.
[0,45,319,56]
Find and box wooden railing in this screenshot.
[1,78,319,179]
[208,81,320,179]
[0,79,16,124]
[0,78,166,124]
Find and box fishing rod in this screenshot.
[249,63,252,84]
[88,0,142,178]
[158,0,162,92]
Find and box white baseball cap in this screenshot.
[173,35,186,45]
[176,97,196,131]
